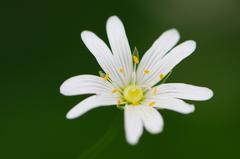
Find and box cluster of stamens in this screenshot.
[99,47,166,109]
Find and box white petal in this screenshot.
[152,83,213,101]
[60,74,116,96]
[138,106,164,134]
[144,97,195,114]
[124,105,143,145]
[106,16,133,85]
[81,31,125,87]
[141,40,196,87]
[66,95,118,119]
[137,29,180,84]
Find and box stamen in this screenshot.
[160,73,164,80]
[112,88,118,94]
[148,101,156,107]
[153,88,157,96]
[133,47,140,64]
[133,56,139,64]
[119,67,124,73]
[103,73,110,81]
[144,69,150,75]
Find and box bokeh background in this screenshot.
[1,0,240,159]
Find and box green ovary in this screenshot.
[123,85,144,105]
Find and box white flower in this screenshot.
[60,15,213,145]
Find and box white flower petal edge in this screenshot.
[60,75,116,96]
[66,95,118,119]
[150,83,214,101]
[144,97,195,114]
[137,29,180,83]
[139,40,196,87]
[106,16,133,85]
[125,105,164,145]
[124,106,143,145]
[138,106,164,134]
[144,84,213,114]
[81,31,125,88]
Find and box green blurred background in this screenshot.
[1,0,240,158]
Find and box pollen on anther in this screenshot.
[104,73,110,81]
[133,56,139,64]
[112,88,118,94]
[153,88,157,96]
[148,101,156,107]
[119,67,124,73]
[160,73,164,80]
[144,69,150,75]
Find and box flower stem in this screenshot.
[76,112,121,159]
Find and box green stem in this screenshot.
[76,113,121,159]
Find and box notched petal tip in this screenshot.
[192,86,214,101]
[166,28,180,39]
[80,30,93,40]
[204,88,214,100]
[65,103,82,120]
[173,40,196,58]
[186,40,197,51]
[107,15,120,22]
[181,104,195,114]
[59,77,77,96]
[106,15,124,31]
[125,127,143,145]
[66,110,78,120]
[59,81,69,96]
[126,137,139,146]
[148,124,164,135]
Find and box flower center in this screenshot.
[123,85,143,105]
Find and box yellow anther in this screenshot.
[148,101,156,107]
[133,56,139,64]
[153,88,157,96]
[160,73,164,80]
[112,88,118,94]
[119,67,124,73]
[103,73,110,81]
[144,69,150,75]
[133,47,140,64]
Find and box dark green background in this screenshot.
[1,0,240,158]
